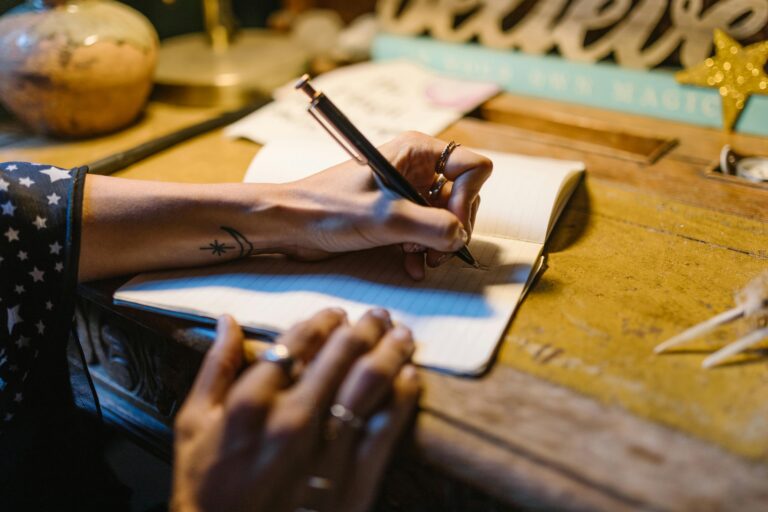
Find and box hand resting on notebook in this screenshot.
[79,131,492,281]
[172,308,420,512]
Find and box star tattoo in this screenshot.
[200,239,235,256]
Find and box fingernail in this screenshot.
[391,326,415,358]
[330,307,347,318]
[216,315,231,334]
[370,308,392,326]
[391,325,412,340]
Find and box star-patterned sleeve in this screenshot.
[0,161,86,428]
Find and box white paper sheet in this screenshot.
[225,59,500,145]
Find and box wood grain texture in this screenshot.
[482,94,768,164]
[421,367,768,511]
[0,103,257,182]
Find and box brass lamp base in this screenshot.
[153,29,309,108]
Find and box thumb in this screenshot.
[388,201,468,252]
[188,315,245,407]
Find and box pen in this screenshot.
[294,74,480,269]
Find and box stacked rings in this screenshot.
[428,140,461,200]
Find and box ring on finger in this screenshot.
[330,403,366,429]
[427,173,448,200]
[259,343,295,376]
[325,403,366,440]
[436,140,460,175]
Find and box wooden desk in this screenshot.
[3,97,768,511]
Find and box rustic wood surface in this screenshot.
[3,95,768,510]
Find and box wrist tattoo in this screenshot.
[200,226,254,258]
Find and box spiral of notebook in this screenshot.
[114,144,583,375]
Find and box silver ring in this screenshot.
[329,403,366,429]
[427,173,448,199]
[260,343,294,374]
[307,475,334,490]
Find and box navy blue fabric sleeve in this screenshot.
[0,161,86,428]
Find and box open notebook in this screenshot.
[114,147,584,375]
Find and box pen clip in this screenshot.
[308,100,368,166]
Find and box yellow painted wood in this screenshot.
[500,177,768,458]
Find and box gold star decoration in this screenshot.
[676,29,768,132]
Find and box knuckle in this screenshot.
[437,216,461,239]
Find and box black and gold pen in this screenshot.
[294,74,480,269]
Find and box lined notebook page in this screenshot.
[115,235,542,375]
[466,150,583,243]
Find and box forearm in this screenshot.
[79,175,294,282]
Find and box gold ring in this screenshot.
[427,173,448,200]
